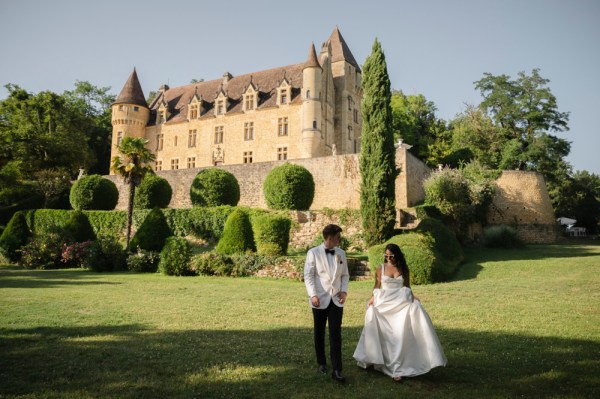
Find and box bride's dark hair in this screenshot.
[384,243,410,287]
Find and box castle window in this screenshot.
[280,89,288,104]
[118,105,125,111]
[306,90,311,99]
[158,110,166,124]
[174,136,178,147]
[348,125,353,140]
[354,109,359,123]
[277,146,288,161]
[244,122,254,141]
[245,94,255,111]
[348,96,353,111]
[243,151,253,164]
[313,120,317,129]
[189,104,199,119]
[117,131,123,146]
[214,126,224,144]
[188,130,197,147]
[170,159,179,170]
[187,157,196,169]
[155,160,162,171]
[278,117,288,136]
[217,100,225,115]
[133,106,139,112]
[156,134,164,151]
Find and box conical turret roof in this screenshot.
[114,68,148,107]
[303,43,321,69]
[328,26,361,72]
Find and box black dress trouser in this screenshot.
[312,300,344,372]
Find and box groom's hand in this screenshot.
[311,296,320,307]
[337,292,347,305]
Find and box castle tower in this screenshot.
[327,27,362,154]
[301,43,323,158]
[111,68,150,157]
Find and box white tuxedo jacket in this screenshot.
[304,244,350,309]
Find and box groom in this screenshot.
[304,224,349,383]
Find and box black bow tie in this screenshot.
[325,248,335,256]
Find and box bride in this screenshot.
[353,243,447,381]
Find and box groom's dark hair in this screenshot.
[322,224,342,239]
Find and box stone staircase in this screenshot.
[348,258,372,281]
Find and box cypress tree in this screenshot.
[359,39,398,246]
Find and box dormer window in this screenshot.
[245,94,255,111]
[158,110,166,124]
[277,79,291,106]
[189,104,199,119]
[217,101,225,115]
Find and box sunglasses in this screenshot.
[384,254,395,259]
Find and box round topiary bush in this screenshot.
[263,163,314,210]
[64,211,96,243]
[129,208,173,252]
[0,211,31,262]
[216,208,255,255]
[70,175,119,210]
[190,169,240,207]
[158,237,193,276]
[134,174,172,209]
[252,214,292,256]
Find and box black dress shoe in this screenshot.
[318,364,328,374]
[331,370,346,383]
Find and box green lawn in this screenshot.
[1,243,599,398]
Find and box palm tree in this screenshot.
[111,137,155,249]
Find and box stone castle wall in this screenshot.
[487,171,559,243]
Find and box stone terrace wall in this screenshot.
[487,171,559,243]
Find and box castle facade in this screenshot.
[110,27,362,171]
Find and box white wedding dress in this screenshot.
[353,264,447,379]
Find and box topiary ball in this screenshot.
[134,174,172,209]
[129,208,173,252]
[216,208,255,255]
[252,213,292,256]
[263,163,314,210]
[70,175,119,210]
[190,169,240,207]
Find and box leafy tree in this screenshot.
[474,69,571,188]
[390,90,446,166]
[553,170,600,234]
[111,137,155,249]
[359,39,398,246]
[34,168,71,208]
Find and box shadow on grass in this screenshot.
[0,268,123,289]
[1,324,598,399]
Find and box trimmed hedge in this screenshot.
[129,208,173,252]
[70,175,119,210]
[64,211,96,243]
[216,208,255,255]
[134,175,172,209]
[252,213,292,256]
[190,169,240,207]
[0,211,31,262]
[263,163,314,210]
[158,237,193,276]
[367,218,463,284]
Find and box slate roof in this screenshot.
[113,68,147,107]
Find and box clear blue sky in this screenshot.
[1,0,598,175]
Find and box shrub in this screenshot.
[158,237,193,276]
[216,208,255,255]
[252,214,291,256]
[310,233,350,251]
[0,183,44,225]
[188,206,234,241]
[19,231,64,269]
[129,208,172,252]
[0,211,31,262]
[134,174,172,209]
[127,248,160,273]
[415,218,464,280]
[70,175,119,210]
[484,225,524,248]
[63,211,96,243]
[263,163,314,210]
[190,169,240,207]
[191,252,235,276]
[61,241,95,269]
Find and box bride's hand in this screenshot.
[368,296,374,306]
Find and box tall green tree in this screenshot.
[474,69,571,187]
[359,39,398,246]
[553,170,600,234]
[111,137,155,249]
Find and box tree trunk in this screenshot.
[126,181,135,250]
